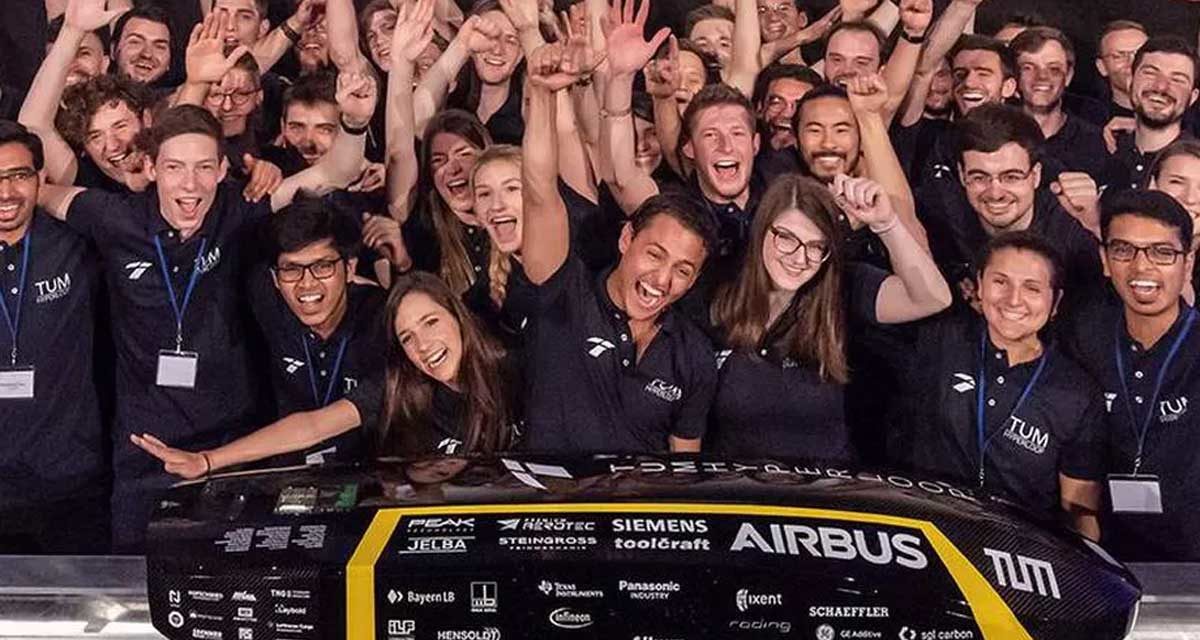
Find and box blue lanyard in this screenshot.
[0,233,31,366]
[153,235,208,352]
[1113,308,1196,475]
[302,334,349,408]
[975,332,1049,487]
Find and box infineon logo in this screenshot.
[548,607,593,629]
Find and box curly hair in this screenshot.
[56,74,154,150]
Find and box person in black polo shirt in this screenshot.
[1009,27,1107,179]
[133,270,521,477]
[1147,139,1200,300]
[245,198,389,466]
[707,173,951,461]
[751,64,821,180]
[520,39,718,454]
[0,121,107,553]
[1094,21,1147,125]
[895,231,1104,539]
[920,104,1102,312]
[1101,36,1199,195]
[1063,190,1200,561]
[34,70,376,551]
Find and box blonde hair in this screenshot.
[470,144,524,308]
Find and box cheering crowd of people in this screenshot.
[2,0,1200,563]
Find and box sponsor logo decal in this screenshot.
[617,579,680,601]
[951,373,975,393]
[537,580,604,598]
[727,619,792,634]
[730,523,928,570]
[586,337,616,358]
[736,588,782,612]
[1002,417,1048,455]
[125,260,152,280]
[1159,396,1188,423]
[436,628,501,640]
[644,378,682,402]
[33,273,70,303]
[807,606,888,618]
[282,357,305,374]
[983,548,1060,599]
[549,607,593,629]
[470,582,498,613]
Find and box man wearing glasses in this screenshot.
[1063,190,1200,561]
[923,104,1101,313]
[0,121,108,553]
[247,198,389,467]
[1095,21,1148,124]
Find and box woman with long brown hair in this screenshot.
[708,173,951,461]
[131,273,518,478]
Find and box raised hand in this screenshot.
[601,0,669,77]
[498,0,540,33]
[292,0,327,28]
[336,70,379,127]
[1051,171,1101,231]
[559,6,607,79]
[461,14,503,53]
[899,0,933,38]
[362,212,410,267]
[64,0,127,32]
[831,173,897,233]
[839,0,877,21]
[759,5,839,67]
[845,72,889,116]
[130,433,210,480]
[644,35,681,99]
[391,0,436,65]
[242,155,283,202]
[527,42,585,91]
[1103,116,1136,154]
[187,13,252,84]
[349,161,386,192]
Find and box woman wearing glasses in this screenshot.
[131,205,519,478]
[706,174,951,461]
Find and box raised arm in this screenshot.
[723,0,761,98]
[918,0,979,74]
[251,0,325,73]
[832,174,951,323]
[556,11,607,200]
[600,0,669,214]
[386,0,435,223]
[326,0,368,71]
[130,400,362,479]
[413,15,503,136]
[880,0,931,123]
[758,5,840,68]
[175,13,253,107]
[645,36,684,177]
[499,0,546,56]
[272,71,377,211]
[522,44,581,284]
[847,73,927,251]
[19,0,125,185]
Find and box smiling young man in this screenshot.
[32,72,374,551]
[111,5,174,87]
[752,63,821,177]
[1063,190,1200,561]
[1009,27,1107,179]
[923,104,1101,310]
[524,36,718,454]
[0,121,107,553]
[1102,36,1200,194]
[248,198,388,466]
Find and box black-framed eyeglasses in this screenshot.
[770,226,830,264]
[0,167,36,186]
[205,88,259,106]
[1104,240,1188,266]
[274,258,342,283]
[963,168,1034,190]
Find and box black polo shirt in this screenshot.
[1064,92,1114,128]
[521,256,717,453]
[1063,296,1200,561]
[753,143,800,184]
[0,212,103,507]
[248,273,387,465]
[897,314,1105,521]
[1101,130,1190,194]
[65,181,269,485]
[708,262,886,462]
[74,155,133,192]
[466,256,537,348]
[1044,114,1108,179]
[890,117,952,187]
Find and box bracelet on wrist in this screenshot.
[870,217,900,236]
[341,117,370,135]
[575,74,593,88]
[280,20,302,44]
[600,106,633,119]
[201,452,213,479]
[900,29,927,44]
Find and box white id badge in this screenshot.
[0,366,35,399]
[1109,474,1164,514]
[156,350,199,389]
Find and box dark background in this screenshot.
[4,0,1200,106]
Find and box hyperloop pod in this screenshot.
[145,455,1141,640]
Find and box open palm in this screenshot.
[603,0,668,76]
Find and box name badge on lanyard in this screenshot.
[0,233,34,399]
[153,235,207,390]
[975,333,1049,488]
[1108,309,1196,514]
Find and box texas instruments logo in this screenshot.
[125,260,153,280]
[282,357,305,374]
[586,337,615,358]
[951,373,976,393]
